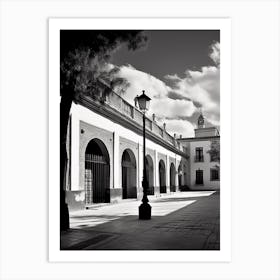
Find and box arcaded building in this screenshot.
[65,82,188,211]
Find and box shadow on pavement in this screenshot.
[61,192,220,251]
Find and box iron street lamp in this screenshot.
[137,90,152,220]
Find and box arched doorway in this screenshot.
[85,138,110,204]
[121,149,137,199]
[183,164,187,186]
[178,164,183,189]
[159,160,166,193]
[170,163,176,192]
[145,155,154,195]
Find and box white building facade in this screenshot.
[178,113,220,190]
[65,84,188,211]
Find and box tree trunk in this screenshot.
[60,90,73,231]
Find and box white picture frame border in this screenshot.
[49,18,231,262]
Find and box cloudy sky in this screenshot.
[110,30,220,138]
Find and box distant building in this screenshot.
[178,112,220,190]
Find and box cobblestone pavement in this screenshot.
[61,191,220,250]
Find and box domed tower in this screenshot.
[197,111,205,129]
[195,109,219,137]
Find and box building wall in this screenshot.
[66,103,186,211]
[194,127,219,138]
[188,140,220,190]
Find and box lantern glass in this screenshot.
[137,91,151,112]
[144,99,150,111]
[138,97,147,111]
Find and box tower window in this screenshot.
[195,147,204,162]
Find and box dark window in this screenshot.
[210,168,219,181]
[195,147,204,162]
[196,170,204,185]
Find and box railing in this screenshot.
[133,108,143,124]
[163,130,175,145]
[121,99,134,118]
[107,90,122,111]
[102,90,183,150]
[152,122,162,136]
[145,118,152,131]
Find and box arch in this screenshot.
[170,162,176,192]
[121,149,137,199]
[159,159,166,193]
[178,164,183,188]
[85,138,110,204]
[183,164,187,185]
[145,155,154,195]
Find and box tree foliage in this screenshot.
[60,30,148,99]
[207,140,220,164]
[59,30,148,230]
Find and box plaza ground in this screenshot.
[61,190,220,250]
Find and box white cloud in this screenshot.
[114,64,169,103]
[168,66,220,113]
[150,98,195,119]
[114,64,196,121]
[165,42,220,127]
[110,41,220,136]
[209,41,220,66]
[157,119,195,138]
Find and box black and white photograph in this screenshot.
[1,1,280,279]
[57,25,223,252]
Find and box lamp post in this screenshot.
[137,90,152,220]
